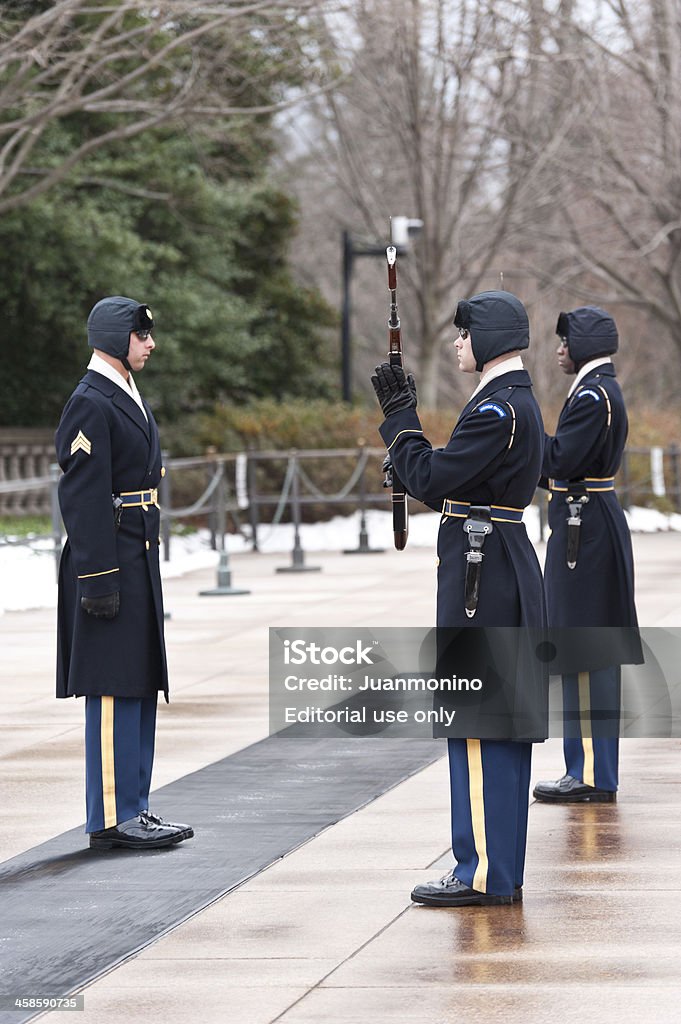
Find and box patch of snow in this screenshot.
[0,505,678,615]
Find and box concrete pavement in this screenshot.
[1,532,681,1023]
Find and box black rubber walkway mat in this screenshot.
[0,736,441,1023]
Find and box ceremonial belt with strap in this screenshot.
[548,478,616,570]
[550,477,615,492]
[116,488,159,508]
[441,499,525,523]
[441,500,526,619]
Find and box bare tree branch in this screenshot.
[0,0,343,211]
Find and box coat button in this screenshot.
[142,503,148,511]
[145,540,150,550]
[161,466,166,478]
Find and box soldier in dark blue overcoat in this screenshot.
[55,296,193,849]
[533,307,639,803]
[371,291,546,907]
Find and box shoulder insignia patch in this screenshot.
[576,388,601,401]
[476,401,507,418]
[70,430,92,456]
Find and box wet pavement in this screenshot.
[1,533,680,1023]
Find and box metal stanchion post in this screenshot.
[276,453,321,573]
[247,447,260,552]
[344,443,384,554]
[49,463,62,582]
[206,446,218,551]
[159,450,171,562]
[669,443,681,513]
[200,462,251,596]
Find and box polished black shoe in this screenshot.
[513,886,523,903]
[411,870,513,907]
[89,815,188,850]
[533,774,616,803]
[140,809,194,840]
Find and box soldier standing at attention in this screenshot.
[55,296,193,849]
[371,291,546,907]
[533,307,638,803]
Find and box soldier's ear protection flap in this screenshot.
[132,305,154,334]
[454,300,471,330]
[555,312,569,340]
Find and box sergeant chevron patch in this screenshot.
[70,430,92,456]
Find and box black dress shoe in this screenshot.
[89,815,188,850]
[411,870,513,907]
[533,774,616,803]
[140,809,194,840]
[513,886,523,903]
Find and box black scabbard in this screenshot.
[463,506,493,619]
[464,550,484,618]
[565,492,589,570]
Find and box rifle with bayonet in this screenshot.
[383,245,409,550]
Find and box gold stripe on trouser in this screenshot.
[577,671,595,788]
[100,696,117,828]
[466,739,489,893]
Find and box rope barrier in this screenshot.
[159,463,225,519]
[248,456,297,547]
[296,448,369,501]
[4,446,680,583]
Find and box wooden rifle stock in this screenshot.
[385,245,408,550]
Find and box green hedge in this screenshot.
[158,400,681,523]
[161,399,456,455]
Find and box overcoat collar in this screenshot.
[578,362,616,381]
[564,363,617,409]
[460,369,532,417]
[81,369,151,440]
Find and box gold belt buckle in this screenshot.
[141,488,158,511]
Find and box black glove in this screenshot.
[382,453,393,488]
[370,363,418,417]
[81,591,120,619]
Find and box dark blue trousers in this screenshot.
[85,696,157,833]
[562,667,620,792]
[448,738,532,897]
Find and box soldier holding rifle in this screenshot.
[371,272,546,907]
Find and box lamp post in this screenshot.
[341,217,423,403]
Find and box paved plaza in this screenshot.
[1,532,681,1023]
